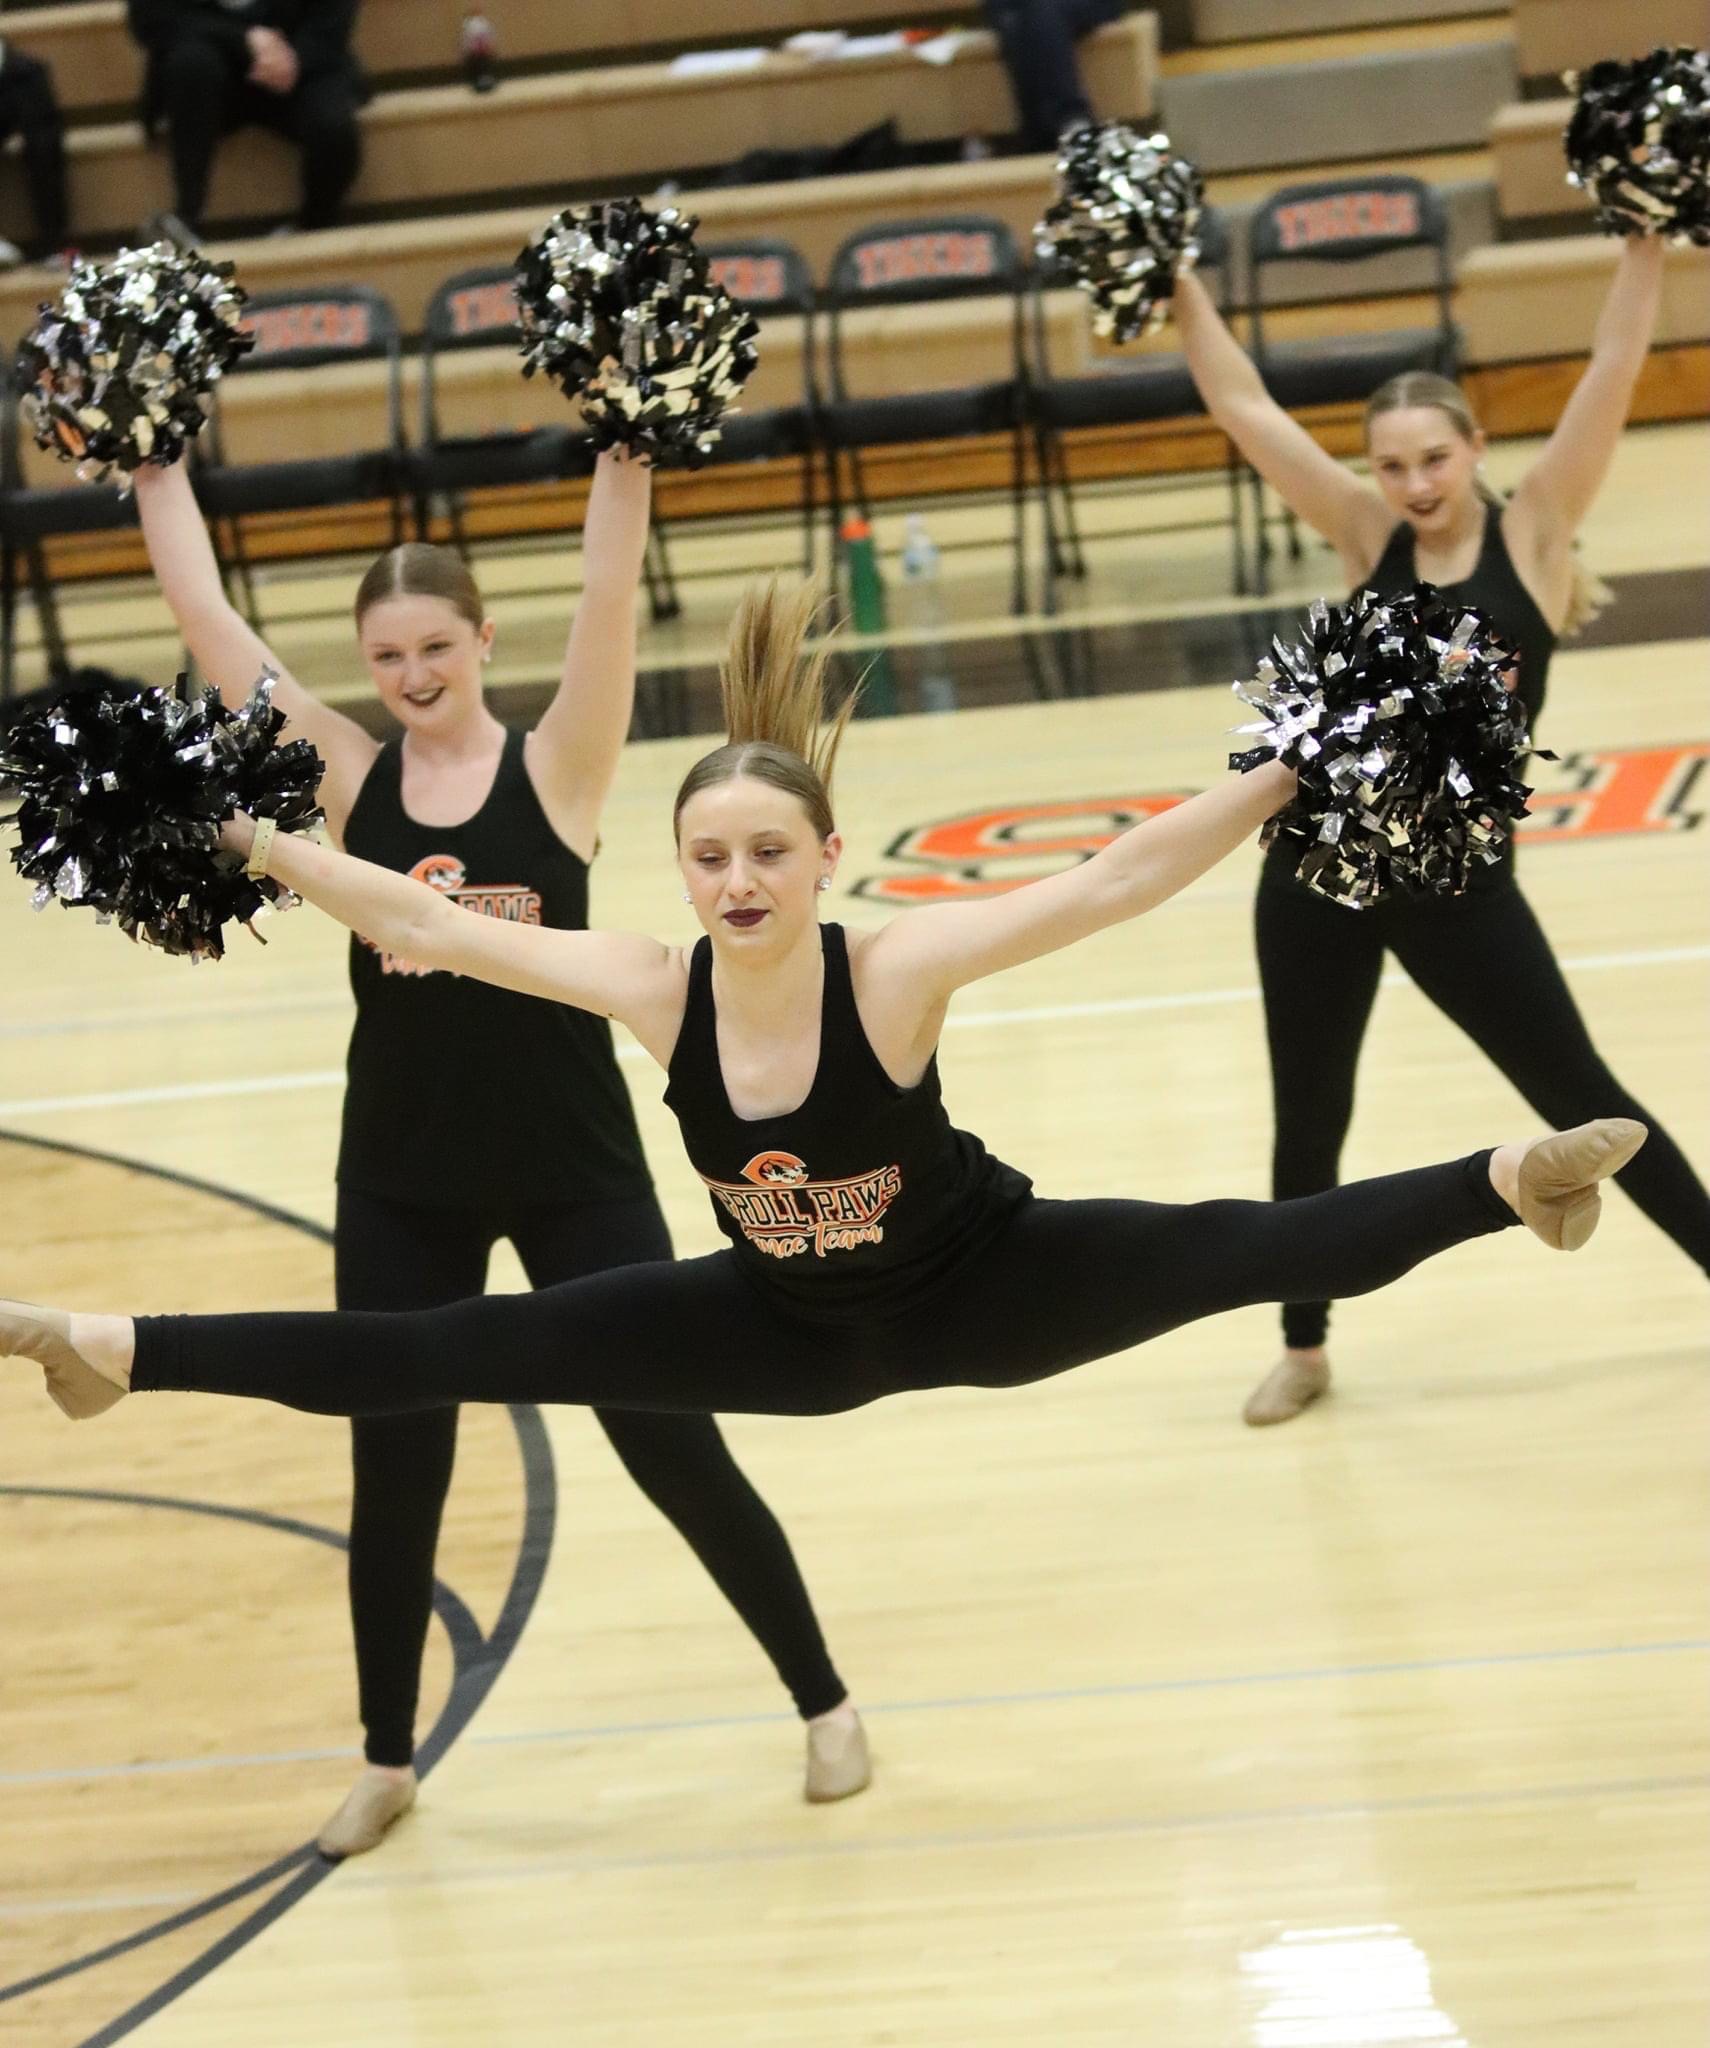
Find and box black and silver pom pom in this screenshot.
[1034,123,1204,344]
[15,243,253,486]
[514,198,759,466]
[1564,46,1710,243]
[1,670,323,960]
[1228,586,1543,908]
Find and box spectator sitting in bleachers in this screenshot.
[982,0,1124,152]
[0,38,71,267]
[126,0,365,240]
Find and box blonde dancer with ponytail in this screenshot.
[1171,236,1710,1425]
[3,584,1644,1529]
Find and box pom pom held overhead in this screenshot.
[15,243,253,486]
[1229,586,1543,908]
[1564,46,1710,243]
[1035,123,1204,344]
[1,670,323,961]
[514,198,759,465]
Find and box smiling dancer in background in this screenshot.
[1169,236,1710,1424]
[122,455,870,1859]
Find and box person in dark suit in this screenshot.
[126,0,364,237]
[0,39,71,264]
[982,0,1125,152]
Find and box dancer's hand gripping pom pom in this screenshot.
[1564,46,1710,243]
[15,243,253,487]
[1,670,324,960]
[1228,586,1546,909]
[514,198,760,466]
[1034,123,1204,344]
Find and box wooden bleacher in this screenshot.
[4,0,987,117]
[1460,234,1710,362]
[0,13,1158,247]
[1490,97,1587,226]
[1,0,1703,552]
[1511,0,1710,84]
[1188,0,1492,40]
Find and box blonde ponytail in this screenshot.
[1365,372,1611,637]
[673,578,858,840]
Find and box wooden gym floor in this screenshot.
[1,423,1707,2046]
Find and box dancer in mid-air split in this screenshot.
[1170,234,1710,1424]
[124,452,870,1860]
[3,579,1646,1444]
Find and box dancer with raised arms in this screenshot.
[1169,235,1710,1424]
[119,453,870,1858]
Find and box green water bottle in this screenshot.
[840,514,898,717]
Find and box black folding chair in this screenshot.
[819,215,1033,616]
[1029,207,1247,618]
[414,267,588,545]
[0,357,140,705]
[702,239,821,575]
[1244,175,1459,592]
[194,285,409,628]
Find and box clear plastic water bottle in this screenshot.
[461,11,499,92]
[899,514,957,713]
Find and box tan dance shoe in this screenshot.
[804,1711,872,1804]
[1515,1119,1648,1252]
[1243,1350,1331,1427]
[0,1301,127,1419]
[316,1765,419,1860]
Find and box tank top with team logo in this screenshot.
[338,727,652,1209]
[664,922,1031,1324]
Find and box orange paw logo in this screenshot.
[742,1152,809,1187]
[410,853,468,893]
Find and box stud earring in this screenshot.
[682,891,692,903]
[817,875,832,893]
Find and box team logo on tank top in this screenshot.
[701,1150,903,1260]
[361,853,545,977]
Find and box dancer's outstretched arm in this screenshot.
[132,460,379,838]
[228,815,683,1052]
[1505,237,1665,562]
[1173,271,1392,582]
[866,758,1296,1006]
[524,448,652,857]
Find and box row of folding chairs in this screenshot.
[0,174,1458,701]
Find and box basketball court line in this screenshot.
[0,940,1703,1122]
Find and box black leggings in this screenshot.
[137,1157,1517,1428]
[334,1189,845,1766]
[1256,869,1710,1351]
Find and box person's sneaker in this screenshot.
[316,1765,418,1859]
[804,1711,872,1803]
[0,238,24,270]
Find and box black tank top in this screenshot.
[663,923,1032,1325]
[1365,501,1556,725]
[338,727,652,1210]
